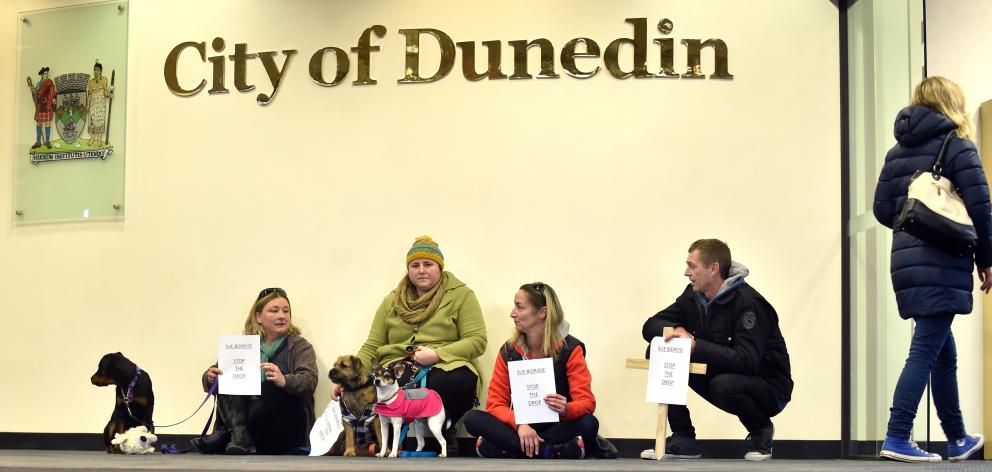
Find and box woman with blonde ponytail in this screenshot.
[464,282,614,460]
[874,76,989,462]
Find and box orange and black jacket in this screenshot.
[484,335,596,429]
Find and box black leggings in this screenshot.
[463,410,599,458]
[399,366,477,427]
[668,373,783,435]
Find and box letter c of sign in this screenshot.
[164,41,207,96]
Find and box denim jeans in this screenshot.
[886,314,965,442]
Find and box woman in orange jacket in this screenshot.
[463,282,599,459]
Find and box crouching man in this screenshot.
[641,239,793,461]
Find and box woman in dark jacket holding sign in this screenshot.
[193,288,318,455]
[463,282,605,459]
[873,76,990,463]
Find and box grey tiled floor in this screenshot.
[0,450,991,472]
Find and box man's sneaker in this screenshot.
[948,434,984,462]
[879,436,940,462]
[541,436,585,459]
[664,433,702,459]
[475,437,505,458]
[744,424,774,461]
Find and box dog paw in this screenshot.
[439,453,447,458]
[375,450,387,458]
[343,449,356,457]
[388,452,398,458]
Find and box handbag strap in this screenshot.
[931,131,956,178]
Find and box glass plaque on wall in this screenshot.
[13,1,128,224]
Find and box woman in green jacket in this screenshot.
[346,235,488,451]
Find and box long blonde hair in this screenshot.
[911,76,974,141]
[242,288,302,337]
[511,282,566,359]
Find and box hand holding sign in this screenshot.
[645,336,692,405]
[508,358,558,424]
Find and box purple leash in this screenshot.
[158,381,219,454]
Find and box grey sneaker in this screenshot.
[744,424,774,461]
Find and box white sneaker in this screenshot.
[744,450,772,461]
[640,448,657,460]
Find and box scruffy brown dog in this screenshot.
[328,355,382,456]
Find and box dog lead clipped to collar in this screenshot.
[121,366,142,404]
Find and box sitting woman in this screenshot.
[463,282,601,459]
[193,288,318,455]
[342,236,487,452]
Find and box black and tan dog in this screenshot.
[328,355,382,457]
[90,352,154,453]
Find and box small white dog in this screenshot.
[371,361,447,458]
[111,425,157,454]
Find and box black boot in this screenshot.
[224,430,255,455]
[190,431,229,454]
[216,395,256,455]
[443,427,460,457]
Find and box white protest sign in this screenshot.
[645,336,692,405]
[309,400,344,456]
[508,357,559,424]
[217,335,261,396]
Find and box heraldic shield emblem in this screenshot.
[54,72,89,145]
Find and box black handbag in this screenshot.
[894,132,978,256]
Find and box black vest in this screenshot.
[499,335,585,401]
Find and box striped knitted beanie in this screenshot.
[406,235,444,268]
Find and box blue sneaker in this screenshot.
[948,434,984,462]
[880,436,940,462]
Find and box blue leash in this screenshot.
[397,367,437,458]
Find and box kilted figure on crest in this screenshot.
[27,66,56,149]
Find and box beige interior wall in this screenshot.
[0,0,841,439]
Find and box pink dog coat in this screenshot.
[374,388,444,424]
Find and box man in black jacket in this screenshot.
[641,239,792,461]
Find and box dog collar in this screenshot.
[377,389,399,405]
[354,377,373,390]
[122,366,142,404]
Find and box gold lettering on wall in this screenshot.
[309,47,350,86]
[560,38,601,79]
[507,39,559,80]
[163,17,733,105]
[352,25,386,86]
[457,40,507,81]
[605,18,651,79]
[397,28,456,83]
[163,41,207,96]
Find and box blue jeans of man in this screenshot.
[886,314,965,442]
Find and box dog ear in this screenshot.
[392,362,406,378]
[371,358,381,371]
